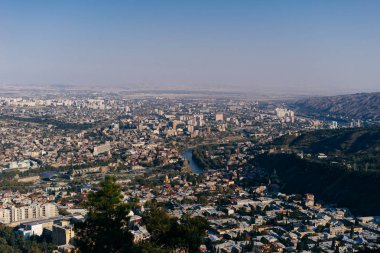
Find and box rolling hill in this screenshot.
[273,127,380,171]
[258,127,380,215]
[255,153,380,216]
[293,92,380,120]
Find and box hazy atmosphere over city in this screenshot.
[1,0,380,95]
[0,1,380,253]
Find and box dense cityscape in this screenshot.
[0,90,378,252]
[2,1,380,252]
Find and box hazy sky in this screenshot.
[1,0,379,94]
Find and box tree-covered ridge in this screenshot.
[255,153,380,216]
[273,127,380,171]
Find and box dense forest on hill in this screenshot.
[255,153,380,216]
[273,127,380,171]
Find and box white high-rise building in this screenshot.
[331,121,338,129]
[275,108,295,123]
[275,108,287,118]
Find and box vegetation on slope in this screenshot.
[255,153,380,216]
[273,127,380,171]
[293,92,380,120]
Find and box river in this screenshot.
[181,149,203,174]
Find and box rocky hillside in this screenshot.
[293,92,380,120]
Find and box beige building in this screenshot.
[52,220,75,245]
[93,142,111,156]
[0,203,58,224]
[216,112,224,122]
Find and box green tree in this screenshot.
[58,208,70,216]
[75,176,134,253]
[143,205,209,252]
[0,224,55,253]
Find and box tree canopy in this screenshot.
[75,176,209,253]
[0,224,55,253]
[75,176,133,253]
[142,204,209,252]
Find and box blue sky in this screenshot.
[1,0,379,94]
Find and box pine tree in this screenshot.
[75,176,134,253]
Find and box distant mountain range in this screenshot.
[292,92,380,120]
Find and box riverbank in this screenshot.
[181,149,203,174]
